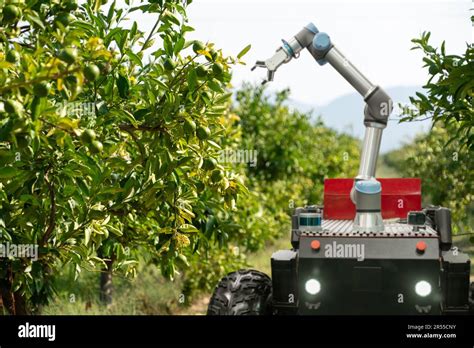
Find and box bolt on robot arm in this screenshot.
[252,23,393,183]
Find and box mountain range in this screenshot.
[288,86,432,153]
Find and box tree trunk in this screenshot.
[99,254,115,306]
[13,291,29,315]
[0,263,29,315]
[0,281,15,314]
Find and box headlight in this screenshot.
[415,280,432,297]
[305,279,321,295]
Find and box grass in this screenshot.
[376,160,401,178]
[246,233,292,275]
[42,234,293,315]
[42,230,473,315]
[43,263,186,315]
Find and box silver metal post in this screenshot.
[325,46,375,97]
[357,126,383,180]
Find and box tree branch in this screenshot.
[118,123,167,133]
[0,67,81,95]
[120,126,146,163]
[41,170,56,247]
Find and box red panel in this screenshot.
[323,178,421,220]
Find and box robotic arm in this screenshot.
[252,23,393,183]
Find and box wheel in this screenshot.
[207,269,272,315]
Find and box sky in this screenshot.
[185,0,473,105]
[123,0,473,150]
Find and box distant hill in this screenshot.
[287,86,432,153]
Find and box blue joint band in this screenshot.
[281,39,295,57]
[355,180,382,194]
[313,32,331,52]
[305,22,319,34]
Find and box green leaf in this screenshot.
[105,27,123,46]
[85,227,91,245]
[25,12,45,30]
[163,35,173,56]
[117,30,129,53]
[163,11,180,26]
[174,37,185,55]
[130,21,138,38]
[0,166,18,179]
[187,69,197,91]
[126,49,143,67]
[153,78,168,91]
[107,0,116,22]
[108,225,123,236]
[71,21,96,35]
[237,44,251,59]
[116,74,130,99]
[207,140,221,149]
[182,25,194,33]
[0,62,13,69]
[207,79,223,93]
[179,224,199,233]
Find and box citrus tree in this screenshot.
[399,24,473,149]
[234,84,359,244]
[182,84,360,297]
[0,0,249,314]
[383,126,473,233]
[392,17,474,234]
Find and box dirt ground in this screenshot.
[176,294,210,315]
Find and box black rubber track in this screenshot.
[207,269,272,315]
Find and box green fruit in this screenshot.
[428,65,438,75]
[58,47,78,64]
[3,99,23,115]
[195,182,205,193]
[83,64,100,81]
[212,63,224,76]
[3,5,21,23]
[195,65,207,78]
[33,81,51,97]
[210,169,224,183]
[80,129,96,143]
[90,140,103,153]
[6,50,20,63]
[196,125,210,140]
[202,158,217,171]
[55,12,75,27]
[205,49,217,62]
[163,58,175,71]
[16,133,31,149]
[192,41,205,54]
[183,118,196,135]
